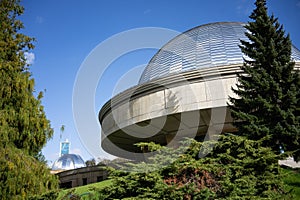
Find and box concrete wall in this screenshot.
[99,65,240,157]
[99,63,300,158]
[57,166,108,189]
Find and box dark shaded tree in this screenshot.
[0,0,58,198]
[85,158,96,166]
[229,0,300,161]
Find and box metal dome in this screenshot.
[139,22,300,84]
[52,154,85,171]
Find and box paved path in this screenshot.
[279,157,300,169]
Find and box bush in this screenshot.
[96,135,290,199]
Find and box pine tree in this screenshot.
[0,0,58,198]
[229,0,300,161]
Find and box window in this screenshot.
[60,181,72,189]
[97,176,103,182]
[82,178,87,186]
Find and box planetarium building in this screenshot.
[99,22,300,159]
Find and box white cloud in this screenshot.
[24,52,35,65]
[297,1,300,8]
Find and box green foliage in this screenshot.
[0,145,58,199]
[97,136,289,199]
[85,158,96,167]
[0,0,53,157]
[206,135,286,199]
[229,0,300,160]
[0,0,58,198]
[282,168,300,198]
[28,190,58,200]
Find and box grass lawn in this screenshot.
[57,179,112,199]
[282,167,300,199]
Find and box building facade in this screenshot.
[99,22,300,159]
[56,165,108,189]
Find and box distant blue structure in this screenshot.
[60,139,70,156]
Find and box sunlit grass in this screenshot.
[57,179,112,199]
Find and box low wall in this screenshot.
[56,166,108,188]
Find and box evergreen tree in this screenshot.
[229,0,300,161]
[0,146,58,199]
[0,0,58,198]
[0,0,53,157]
[99,137,288,199]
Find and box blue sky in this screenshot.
[20,0,300,165]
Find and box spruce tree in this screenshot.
[229,0,300,161]
[0,0,58,198]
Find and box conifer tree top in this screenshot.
[230,0,300,161]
